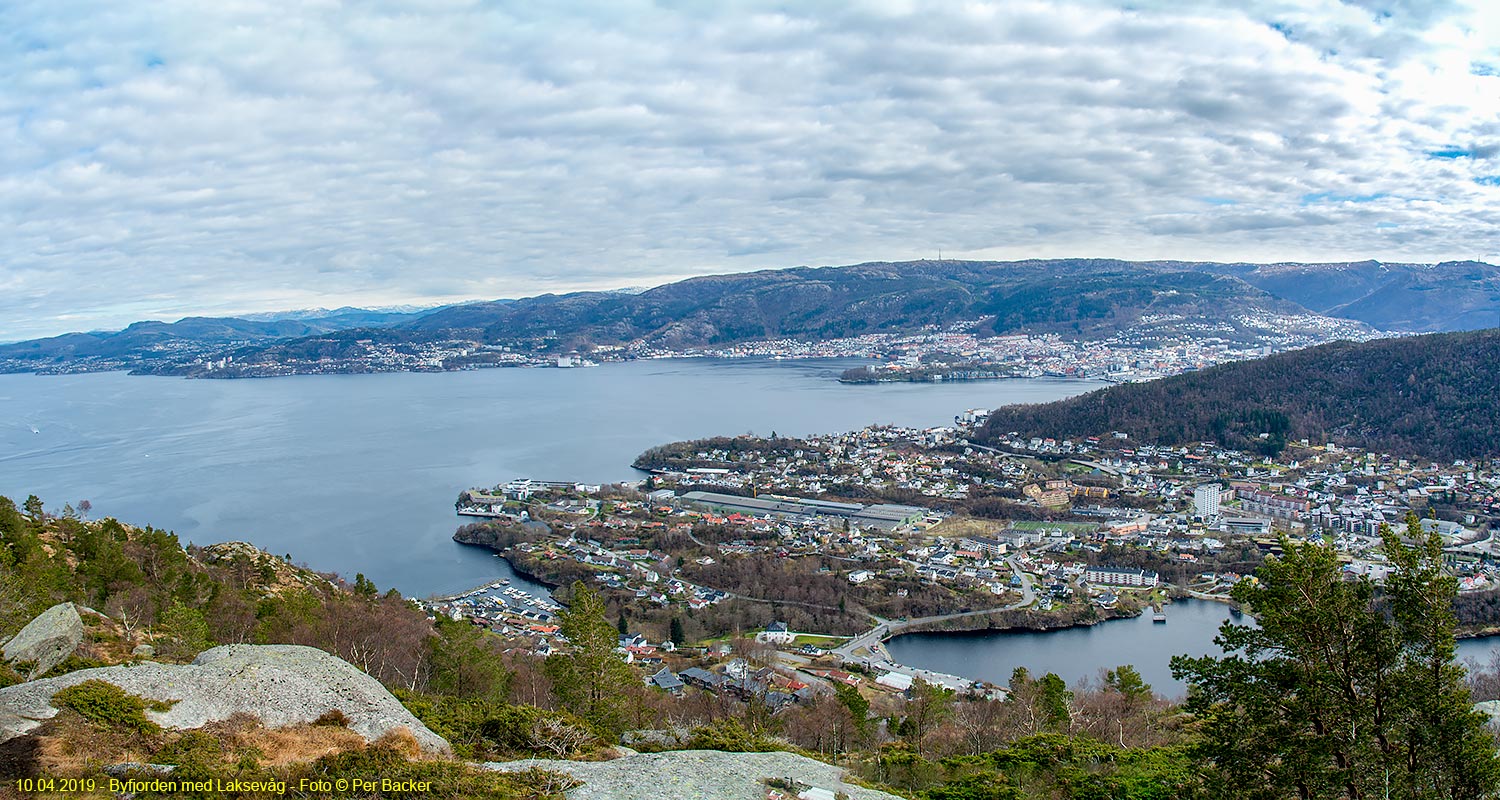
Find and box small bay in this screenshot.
[886,600,1500,696]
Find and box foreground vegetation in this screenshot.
[3,494,1498,798]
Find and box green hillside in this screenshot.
[978,328,1500,460]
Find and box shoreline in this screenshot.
[888,604,1145,639]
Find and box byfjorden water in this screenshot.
[0,359,1100,597]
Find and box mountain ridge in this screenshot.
[976,327,1500,461]
[5,258,1498,376]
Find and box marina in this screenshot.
[430,579,563,625]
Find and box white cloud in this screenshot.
[1,0,1497,338]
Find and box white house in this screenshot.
[756,621,796,644]
[848,569,876,585]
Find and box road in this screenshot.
[831,555,1038,673]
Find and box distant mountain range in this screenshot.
[1195,260,1500,333]
[977,328,1500,461]
[4,259,1498,376]
[0,307,446,373]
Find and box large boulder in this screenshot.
[2,603,83,677]
[488,750,907,800]
[0,644,449,755]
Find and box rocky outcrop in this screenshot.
[487,750,904,800]
[2,604,83,677]
[0,644,448,754]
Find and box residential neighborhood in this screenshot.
[431,409,1500,714]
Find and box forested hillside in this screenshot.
[978,328,1500,460]
[398,261,1314,347]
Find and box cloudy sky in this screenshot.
[3,0,1498,339]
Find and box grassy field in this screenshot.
[1009,520,1098,532]
[791,634,847,648]
[930,517,1008,538]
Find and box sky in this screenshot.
[3,1,1499,340]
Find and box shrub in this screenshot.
[153,730,223,766]
[302,743,578,799]
[683,719,783,753]
[52,679,173,734]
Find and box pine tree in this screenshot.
[1382,514,1500,799]
[1172,527,1500,799]
[545,581,639,738]
[156,600,211,661]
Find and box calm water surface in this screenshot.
[887,600,1500,696]
[0,359,1100,596]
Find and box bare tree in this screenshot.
[533,716,594,758]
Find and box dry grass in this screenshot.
[929,516,1008,539]
[183,713,368,766]
[32,715,160,775]
[10,710,383,777]
[371,728,426,760]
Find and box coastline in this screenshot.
[449,535,563,592]
[890,604,1144,638]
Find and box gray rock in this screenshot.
[131,644,155,658]
[0,644,449,755]
[3,603,83,677]
[487,750,905,800]
[104,763,176,778]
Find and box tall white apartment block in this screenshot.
[1194,483,1221,519]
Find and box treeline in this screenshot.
[633,435,817,471]
[1080,543,1266,588]
[979,329,1500,460]
[0,495,502,695]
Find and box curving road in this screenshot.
[831,555,1037,666]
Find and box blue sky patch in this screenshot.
[1301,191,1388,204]
[1476,176,1500,186]
[1428,148,1472,159]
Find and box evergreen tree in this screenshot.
[1381,514,1500,799]
[669,616,685,644]
[22,495,43,521]
[835,683,870,734]
[426,619,510,702]
[1172,524,1500,799]
[1104,664,1152,705]
[352,573,378,598]
[157,600,211,661]
[545,581,638,738]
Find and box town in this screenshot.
[64,310,1391,381]
[426,412,1500,720]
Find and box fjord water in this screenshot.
[0,359,1098,597]
[887,599,1236,696]
[886,600,1500,697]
